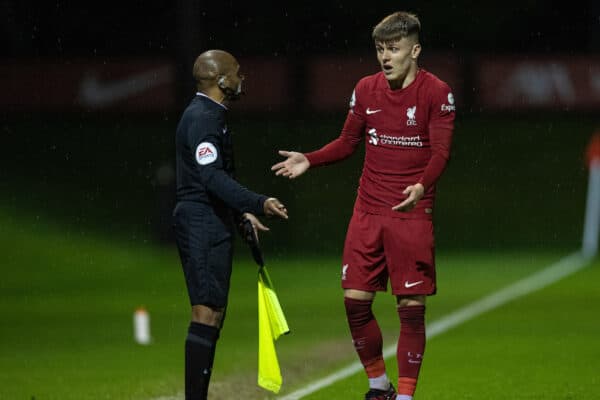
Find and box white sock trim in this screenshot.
[368,373,390,390]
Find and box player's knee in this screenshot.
[396,303,426,334]
[396,295,425,308]
[344,288,375,301]
[192,305,225,327]
[344,297,375,327]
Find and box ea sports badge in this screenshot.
[195,142,218,165]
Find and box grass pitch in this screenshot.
[1,210,599,399]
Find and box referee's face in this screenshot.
[220,61,245,101]
[224,64,244,98]
[230,64,244,93]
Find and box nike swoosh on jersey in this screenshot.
[404,280,424,288]
[366,108,382,115]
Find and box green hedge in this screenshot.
[1,112,595,254]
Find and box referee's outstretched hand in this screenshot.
[264,197,288,219]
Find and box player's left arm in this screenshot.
[419,82,455,190]
[393,82,455,212]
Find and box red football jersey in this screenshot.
[305,69,455,219]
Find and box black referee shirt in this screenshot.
[175,93,267,215]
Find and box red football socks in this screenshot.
[344,297,386,378]
[397,305,426,396]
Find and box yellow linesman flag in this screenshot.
[258,266,290,393]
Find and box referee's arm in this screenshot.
[201,162,267,215]
[190,122,268,216]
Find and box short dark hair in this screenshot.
[372,12,420,43]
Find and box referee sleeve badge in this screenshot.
[195,142,218,165]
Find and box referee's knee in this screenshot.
[192,304,225,327]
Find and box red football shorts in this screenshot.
[341,209,436,296]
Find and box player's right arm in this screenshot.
[271,87,366,179]
[271,150,310,179]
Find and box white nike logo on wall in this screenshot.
[79,66,172,108]
[366,108,382,115]
[404,280,424,288]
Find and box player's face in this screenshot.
[375,38,421,85]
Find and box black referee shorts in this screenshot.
[173,201,234,308]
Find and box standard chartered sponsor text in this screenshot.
[379,134,423,147]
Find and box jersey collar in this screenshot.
[196,92,228,110]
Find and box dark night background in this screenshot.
[2,4,600,399]
[3,2,599,56]
[1,1,599,254]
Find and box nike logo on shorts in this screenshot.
[404,280,424,288]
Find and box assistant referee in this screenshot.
[173,49,288,400]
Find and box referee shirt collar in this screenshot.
[196,92,228,110]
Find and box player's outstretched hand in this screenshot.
[271,150,310,179]
[264,197,288,219]
[392,183,425,212]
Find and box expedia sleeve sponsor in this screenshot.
[439,92,456,113]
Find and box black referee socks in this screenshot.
[185,322,220,400]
